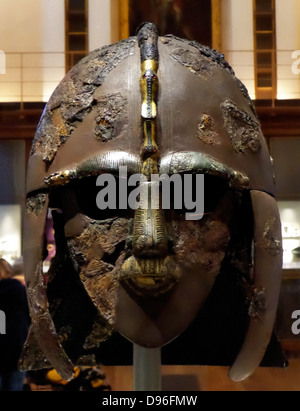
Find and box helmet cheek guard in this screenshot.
[229,190,282,381]
[20,23,283,382]
[23,192,75,380]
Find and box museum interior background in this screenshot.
[0,0,300,389]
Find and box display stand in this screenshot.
[133,344,162,391]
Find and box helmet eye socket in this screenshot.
[167,174,228,217]
[72,176,134,221]
[49,174,229,220]
[203,174,228,214]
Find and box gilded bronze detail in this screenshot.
[20,22,285,382]
[119,23,175,297]
[140,60,159,120]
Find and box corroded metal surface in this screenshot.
[197,114,220,145]
[21,23,284,381]
[31,38,137,164]
[221,99,261,153]
[120,23,174,298]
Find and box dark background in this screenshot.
[129,0,212,47]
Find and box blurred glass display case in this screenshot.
[0,140,25,266]
[278,201,300,270]
[270,137,300,349]
[0,204,22,266]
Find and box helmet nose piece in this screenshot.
[132,208,169,258]
[130,179,169,258]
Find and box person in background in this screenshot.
[0,258,30,391]
[12,257,26,286]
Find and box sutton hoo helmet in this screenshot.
[20,23,283,382]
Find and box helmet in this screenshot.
[20,23,282,382]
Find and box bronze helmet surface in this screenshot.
[21,23,284,382]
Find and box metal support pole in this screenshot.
[133,344,162,391]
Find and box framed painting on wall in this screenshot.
[118,0,222,52]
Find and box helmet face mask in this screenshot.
[56,172,234,331]
[20,23,284,382]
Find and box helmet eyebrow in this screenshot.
[159,152,249,190]
[44,151,142,188]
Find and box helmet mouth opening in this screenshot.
[118,255,179,298]
[121,277,177,298]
